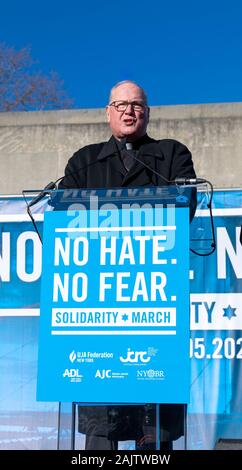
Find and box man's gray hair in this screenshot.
[109,80,148,104]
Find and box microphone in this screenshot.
[27,138,204,211]
[24,180,57,244]
[27,137,204,209]
[24,137,215,255]
[34,138,203,199]
[26,157,102,209]
[175,177,206,185]
[37,137,172,193]
[27,181,57,208]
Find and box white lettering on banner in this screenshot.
[99,273,113,301]
[100,235,166,265]
[118,236,136,265]
[63,368,82,378]
[217,226,242,279]
[54,236,89,266]
[72,273,88,302]
[120,349,151,363]
[73,237,89,266]
[190,336,242,360]
[2,209,242,288]
[116,272,131,302]
[190,293,242,330]
[130,272,148,301]
[54,237,70,265]
[16,231,42,282]
[0,232,10,281]
[0,231,42,283]
[137,370,165,379]
[53,273,88,302]
[53,273,69,301]
[99,272,167,302]
[100,237,116,265]
[153,235,166,264]
[95,369,112,379]
[51,307,176,327]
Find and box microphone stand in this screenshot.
[23,142,216,255]
[120,141,216,256]
[23,182,57,244]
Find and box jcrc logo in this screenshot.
[120,347,157,364]
[63,368,82,378]
[69,350,77,363]
[95,369,112,379]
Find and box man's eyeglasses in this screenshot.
[109,101,147,112]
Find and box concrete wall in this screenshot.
[0,102,242,194]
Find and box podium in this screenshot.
[33,184,210,450]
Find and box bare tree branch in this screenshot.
[0,43,74,111]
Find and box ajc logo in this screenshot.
[120,348,155,363]
[95,369,112,379]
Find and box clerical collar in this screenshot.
[126,142,133,150]
[115,133,149,151]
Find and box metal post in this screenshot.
[155,404,160,450]
[71,402,76,450]
[57,402,61,450]
[184,404,188,450]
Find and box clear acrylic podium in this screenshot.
[27,184,212,451]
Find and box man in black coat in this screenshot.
[59,80,196,450]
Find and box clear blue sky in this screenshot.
[1,0,242,109]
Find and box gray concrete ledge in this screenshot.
[1,102,242,193]
[1,102,242,127]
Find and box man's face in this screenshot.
[106,83,149,141]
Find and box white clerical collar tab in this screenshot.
[126,142,133,150]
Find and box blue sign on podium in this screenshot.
[37,206,190,403]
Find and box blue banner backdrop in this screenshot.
[37,207,190,403]
[0,190,242,449]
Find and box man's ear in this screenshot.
[147,106,150,123]
[106,105,110,123]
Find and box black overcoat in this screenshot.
[59,134,196,442]
[59,134,196,190]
